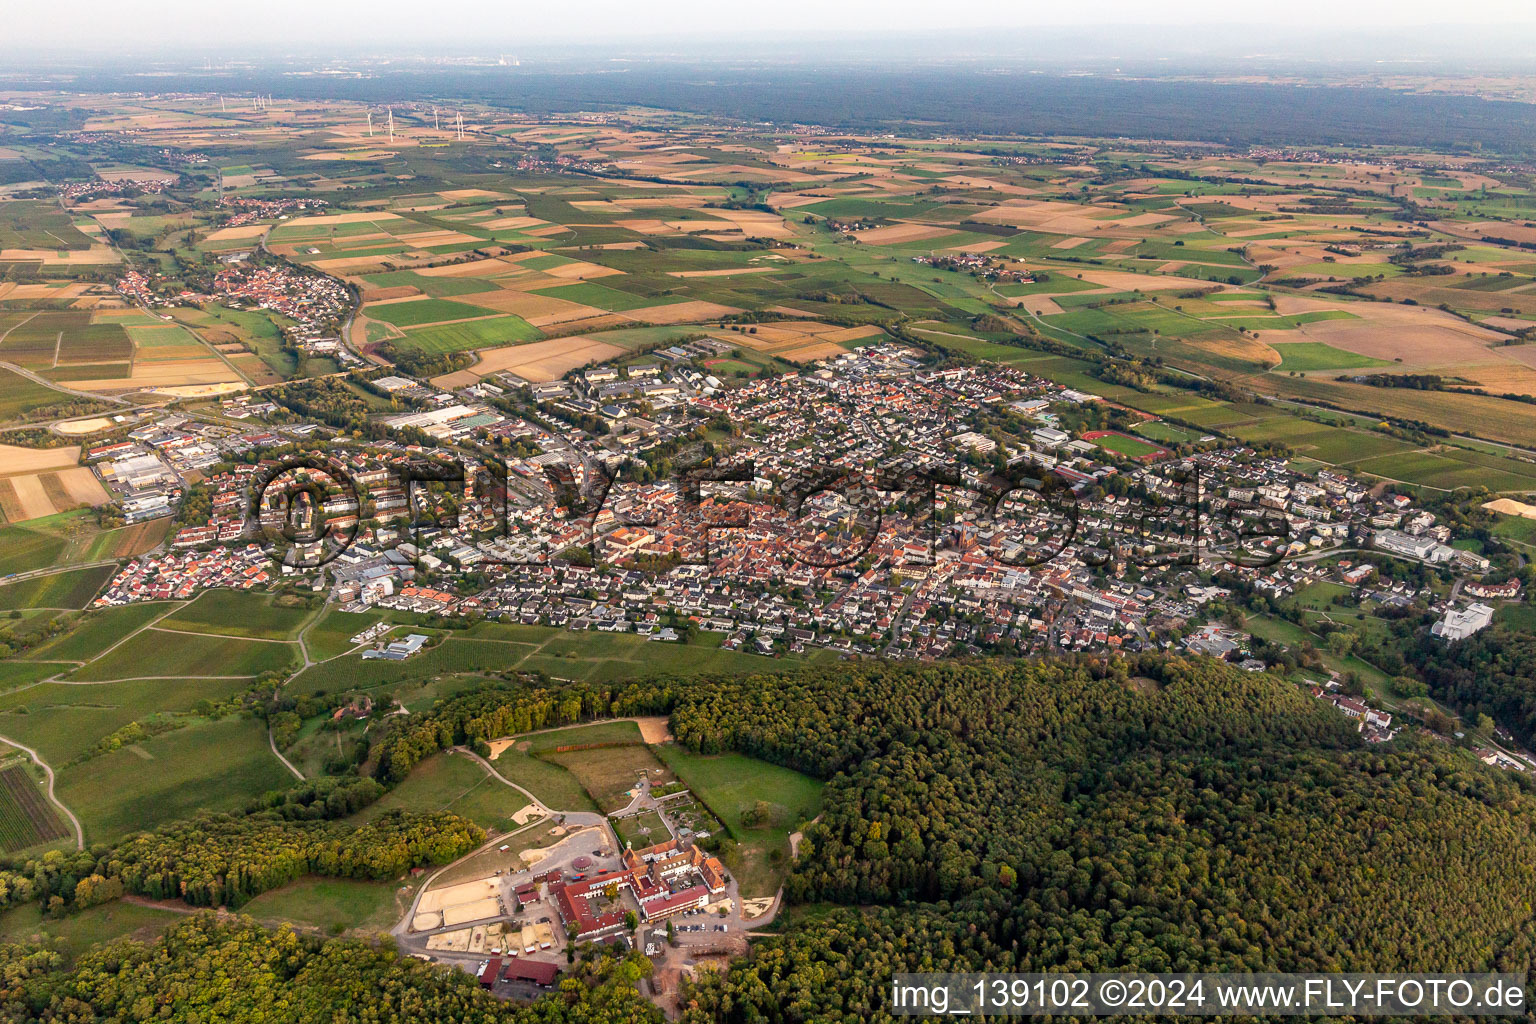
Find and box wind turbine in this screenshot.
[387,108,394,142]
[367,111,374,137]
[433,107,439,131]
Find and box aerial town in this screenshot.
[8,42,1536,1018]
[79,329,1518,761]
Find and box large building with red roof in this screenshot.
[551,840,727,941]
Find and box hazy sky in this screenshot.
[10,0,1536,51]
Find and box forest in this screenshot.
[1413,626,1536,747]
[8,656,1536,1021]
[0,809,482,916]
[37,68,1536,153]
[671,657,1536,1021]
[0,915,662,1024]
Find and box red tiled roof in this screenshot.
[503,959,559,986]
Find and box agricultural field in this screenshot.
[0,201,95,252]
[0,371,67,424]
[54,716,293,841]
[4,102,1536,965]
[353,751,528,833]
[0,763,69,853]
[489,746,596,813]
[1348,447,1536,492]
[395,314,542,354]
[0,673,259,768]
[1271,342,1393,372]
[520,720,647,754]
[67,627,298,681]
[302,606,390,661]
[285,621,825,698]
[0,565,114,610]
[20,601,170,662]
[0,506,118,576]
[158,589,315,641]
[363,297,501,328]
[540,743,674,814]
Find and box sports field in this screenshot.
[1082,430,1169,460]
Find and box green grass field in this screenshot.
[1349,447,1536,492]
[159,590,313,641]
[652,746,824,896]
[489,747,595,813]
[521,720,644,754]
[0,565,115,611]
[0,674,257,766]
[56,716,293,842]
[611,808,669,850]
[396,315,542,354]
[21,602,169,663]
[531,281,673,311]
[1133,421,1198,443]
[68,628,296,681]
[0,523,70,577]
[240,877,410,935]
[364,298,498,328]
[286,624,824,698]
[1491,512,1536,546]
[0,660,69,693]
[353,751,528,832]
[0,200,94,250]
[1224,415,1415,466]
[1089,432,1167,458]
[0,367,76,423]
[303,607,390,661]
[360,271,499,298]
[0,899,180,960]
[1272,342,1392,372]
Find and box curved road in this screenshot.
[267,604,333,782]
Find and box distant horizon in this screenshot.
[7,5,1536,61]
